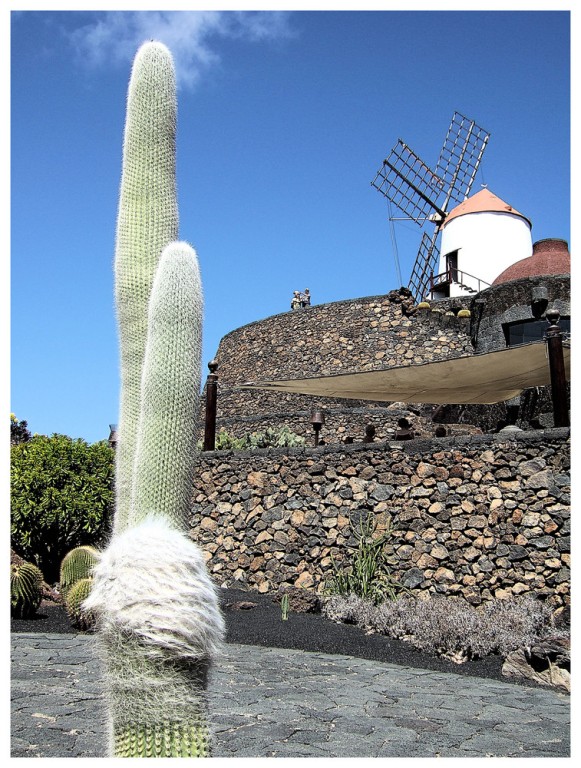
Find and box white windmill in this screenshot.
[371,112,493,301]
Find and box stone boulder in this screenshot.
[274,586,321,614]
[502,634,570,692]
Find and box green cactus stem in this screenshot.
[114,720,211,758]
[66,577,95,631]
[114,40,178,535]
[11,561,43,619]
[129,241,203,529]
[60,545,100,599]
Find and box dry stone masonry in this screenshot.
[190,429,570,619]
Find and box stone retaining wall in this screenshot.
[190,429,570,616]
[203,292,474,443]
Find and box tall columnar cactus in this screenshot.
[60,545,100,599]
[11,561,43,619]
[84,41,224,758]
[114,40,179,536]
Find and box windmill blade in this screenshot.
[435,112,491,209]
[371,140,446,225]
[408,231,440,302]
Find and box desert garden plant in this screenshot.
[326,514,407,605]
[65,576,96,631]
[323,592,555,663]
[280,593,290,621]
[11,560,44,619]
[211,425,305,451]
[83,41,224,758]
[60,545,100,599]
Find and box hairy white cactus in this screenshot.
[114,40,178,535]
[86,41,224,758]
[129,242,203,530]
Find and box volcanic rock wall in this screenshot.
[205,291,474,442]
[190,429,570,617]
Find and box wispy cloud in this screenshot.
[67,10,294,89]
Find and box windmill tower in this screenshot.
[372,112,491,302]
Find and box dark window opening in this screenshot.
[503,316,570,347]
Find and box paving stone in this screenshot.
[11,633,570,758]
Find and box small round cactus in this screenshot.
[457,308,471,318]
[60,545,100,599]
[65,577,95,631]
[11,561,43,619]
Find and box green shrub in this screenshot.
[11,434,114,581]
[11,560,44,619]
[325,515,407,605]
[10,413,32,445]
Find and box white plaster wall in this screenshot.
[438,211,533,294]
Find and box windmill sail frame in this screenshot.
[372,111,491,301]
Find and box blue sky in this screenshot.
[8,5,572,444]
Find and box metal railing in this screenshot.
[429,268,490,295]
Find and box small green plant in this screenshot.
[11,561,44,619]
[246,426,306,449]
[60,545,100,599]
[280,593,289,621]
[326,514,406,605]
[65,577,95,631]
[211,425,306,451]
[214,429,248,451]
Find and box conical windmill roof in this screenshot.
[442,188,532,229]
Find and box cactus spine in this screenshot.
[60,545,100,599]
[84,41,224,758]
[11,561,43,619]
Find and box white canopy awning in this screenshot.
[239,341,570,405]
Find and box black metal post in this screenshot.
[203,360,219,451]
[544,310,569,428]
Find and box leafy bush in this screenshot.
[10,414,32,445]
[323,593,555,662]
[11,434,114,581]
[325,515,407,605]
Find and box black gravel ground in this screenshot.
[11,587,510,683]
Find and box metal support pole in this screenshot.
[544,310,569,428]
[203,360,219,451]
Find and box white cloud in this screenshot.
[68,10,294,89]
